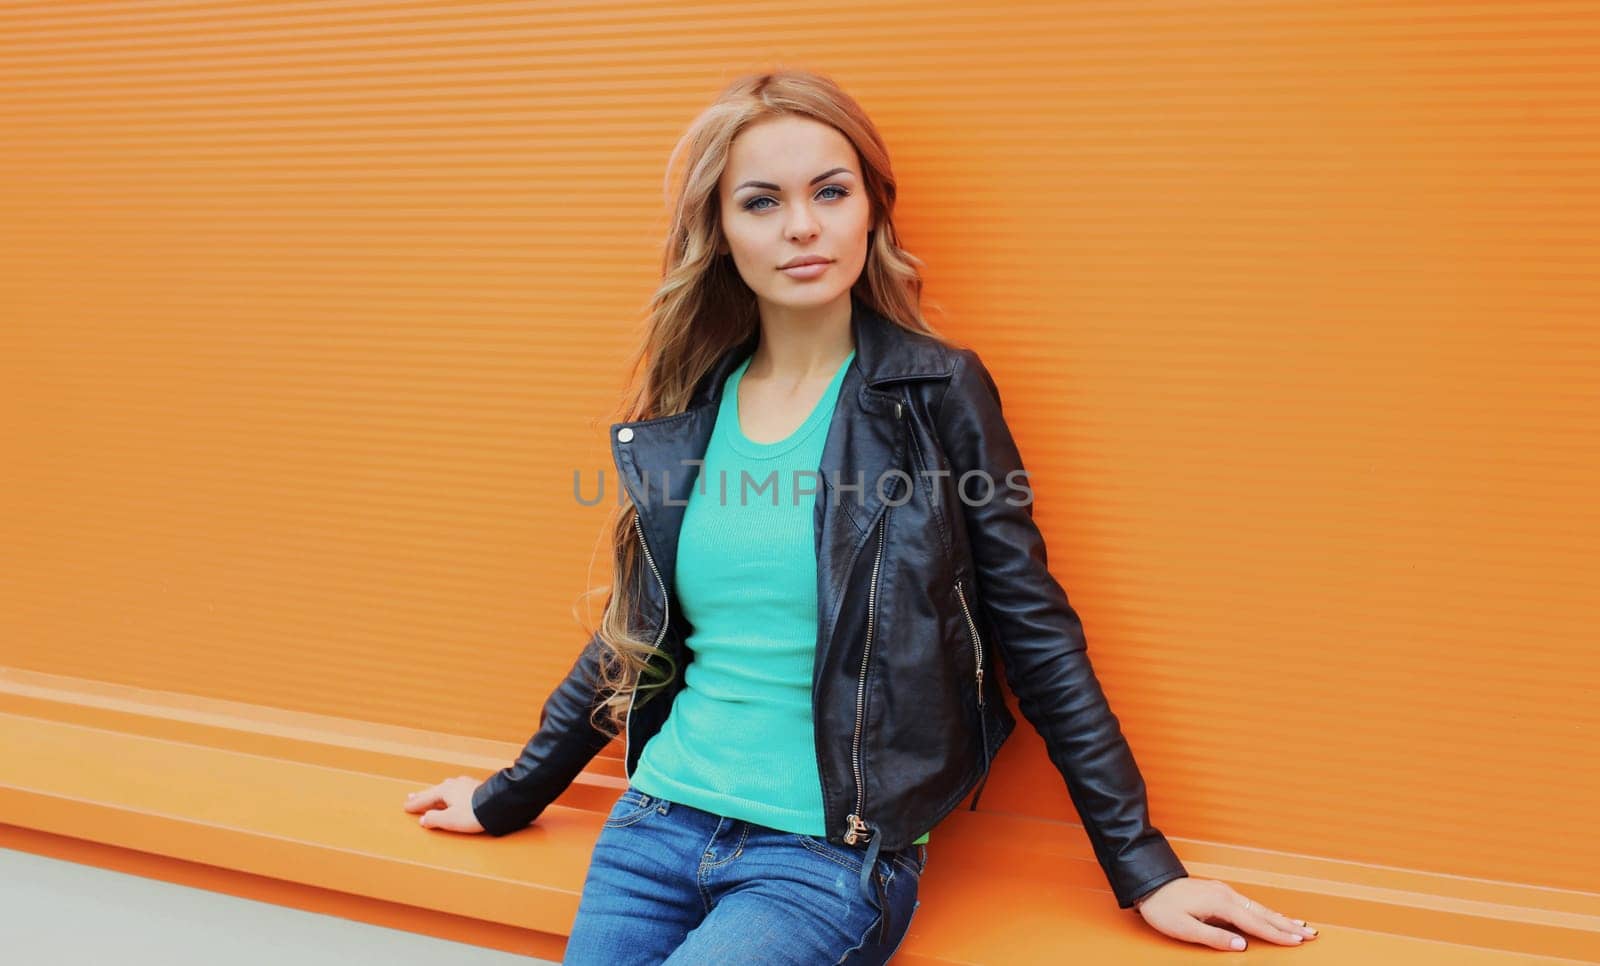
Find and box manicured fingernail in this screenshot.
[1289,934,1302,943]
[1231,937,1246,950]
[1293,919,1304,925]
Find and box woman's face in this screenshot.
[717,115,873,312]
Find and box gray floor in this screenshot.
[0,846,559,965]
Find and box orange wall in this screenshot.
[2,2,1595,898]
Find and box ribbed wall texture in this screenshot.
[1,1,1595,897]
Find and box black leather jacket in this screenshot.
[471,293,1189,917]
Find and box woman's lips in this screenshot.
[780,261,832,279]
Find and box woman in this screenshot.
[404,69,1318,963]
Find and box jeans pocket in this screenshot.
[601,787,656,828]
[792,833,870,875]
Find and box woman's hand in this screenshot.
[1133,878,1320,951]
[402,775,487,833]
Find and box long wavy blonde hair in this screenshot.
[582,67,953,738]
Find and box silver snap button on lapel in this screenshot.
[617,427,634,443]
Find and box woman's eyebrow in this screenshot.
[734,167,855,193]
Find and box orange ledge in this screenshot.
[2,667,1596,964]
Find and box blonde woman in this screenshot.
[404,69,1318,964]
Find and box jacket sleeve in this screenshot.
[469,630,617,836]
[934,347,1189,909]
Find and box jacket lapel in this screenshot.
[811,360,905,680]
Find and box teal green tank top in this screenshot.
[631,347,930,846]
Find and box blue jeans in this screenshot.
[563,784,927,964]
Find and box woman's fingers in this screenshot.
[402,777,486,833]
[1137,878,1321,951]
[1223,887,1319,944]
[403,776,480,811]
[1184,890,1315,951]
[402,783,446,813]
[1180,913,1252,952]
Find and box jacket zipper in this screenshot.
[844,397,904,846]
[844,505,890,846]
[956,576,995,810]
[954,579,985,707]
[623,509,671,780]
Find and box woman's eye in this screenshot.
[743,185,850,211]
